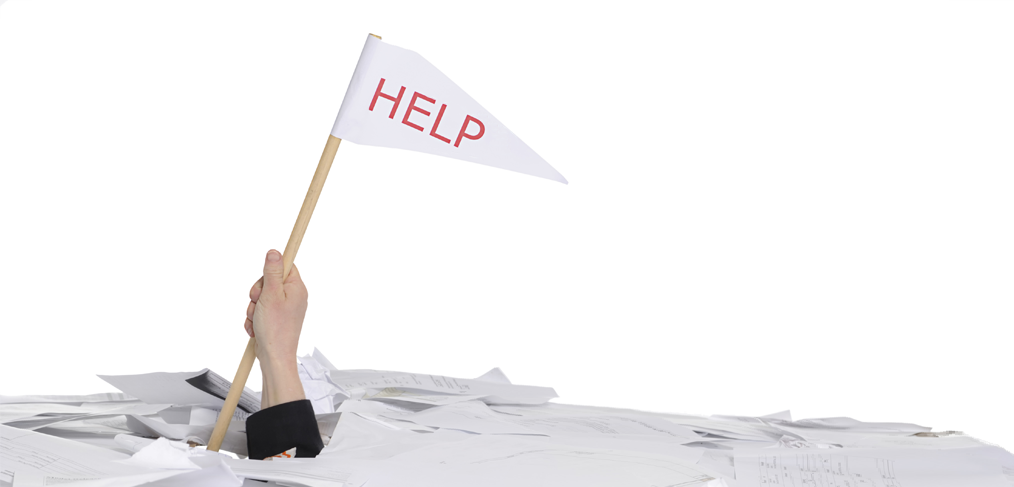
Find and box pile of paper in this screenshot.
[3,348,1012,487]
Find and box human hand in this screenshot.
[243,249,308,407]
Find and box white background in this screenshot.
[1,1,1011,450]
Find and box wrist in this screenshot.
[259,356,298,380]
[258,354,305,408]
[257,351,297,372]
[255,339,297,369]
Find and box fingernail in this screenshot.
[267,250,281,262]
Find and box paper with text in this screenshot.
[332,35,567,184]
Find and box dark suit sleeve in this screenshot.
[245,399,324,459]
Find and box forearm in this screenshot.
[261,375,270,410]
[259,356,305,408]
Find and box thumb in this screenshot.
[262,249,285,297]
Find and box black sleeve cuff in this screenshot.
[246,399,324,459]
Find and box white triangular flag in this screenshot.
[331,35,567,184]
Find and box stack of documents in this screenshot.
[3,348,1012,487]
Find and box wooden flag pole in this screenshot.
[207,134,342,452]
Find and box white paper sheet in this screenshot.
[848,433,990,450]
[320,413,472,462]
[0,393,135,405]
[733,447,1012,487]
[55,461,241,487]
[363,389,489,406]
[473,368,512,385]
[666,417,782,442]
[4,403,168,431]
[116,437,201,470]
[2,403,101,424]
[380,400,543,435]
[99,369,260,415]
[298,355,348,415]
[346,435,715,487]
[495,410,702,440]
[124,415,247,456]
[54,416,135,436]
[0,425,161,486]
[327,370,556,405]
[769,423,913,448]
[12,470,183,487]
[525,434,706,465]
[784,417,931,433]
[336,399,416,416]
[225,457,354,487]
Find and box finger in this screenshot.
[262,250,285,298]
[284,263,301,284]
[246,300,256,322]
[249,277,264,302]
[244,318,254,337]
[284,263,308,300]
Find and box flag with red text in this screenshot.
[331,35,567,184]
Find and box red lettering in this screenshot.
[401,92,435,132]
[454,115,485,148]
[429,104,451,144]
[369,78,406,119]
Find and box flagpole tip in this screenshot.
[369,33,382,40]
